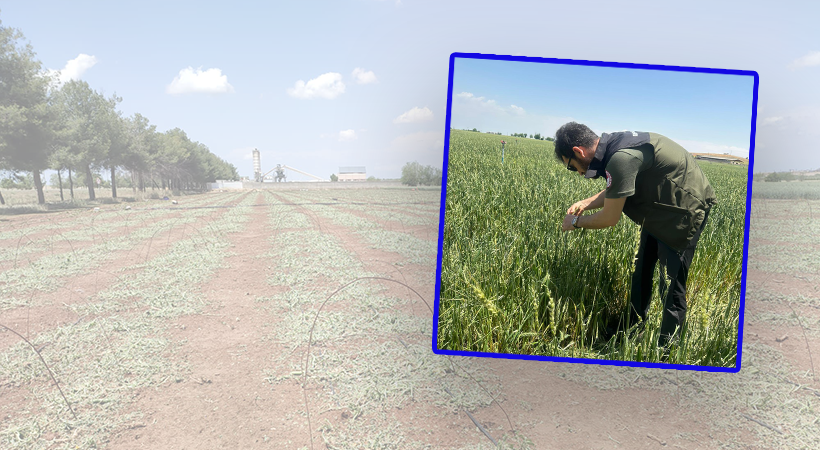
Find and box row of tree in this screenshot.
[0,19,238,205]
[461,129,555,141]
[510,132,553,141]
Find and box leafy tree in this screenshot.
[765,171,795,182]
[401,161,422,186]
[125,113,159,193]
[0,18,243,204]
[114,169,134,188]
[0,19,59,204]
[52,80,113,201]
[1,172,34,189]
[48,103,79,200]
[401,162,442,186]
[99,95,127,198]
[330,174,338,182]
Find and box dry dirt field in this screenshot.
[1,188,818,449]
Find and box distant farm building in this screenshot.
[338,166,366,182]
[693,153,748,165]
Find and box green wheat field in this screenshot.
[437,129,747,367]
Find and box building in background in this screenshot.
[693,153,748,165]
[338,166,366,182]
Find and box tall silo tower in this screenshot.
[253,148,261,182]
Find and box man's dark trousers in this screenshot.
[628,212,710,346]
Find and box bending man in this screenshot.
[555,122,716,347]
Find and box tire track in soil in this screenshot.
[0,194,248,352]
[108,192,312,449]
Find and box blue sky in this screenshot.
[2,1,819,176]
[451,58,755,157]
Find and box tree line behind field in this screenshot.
[401,162,442,187]
[461,128,554,141]
[0,18,238,205]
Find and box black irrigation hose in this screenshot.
[465,410,498,447]
[787,301,816,383]
[302,276,432,450]
[279,197,508,448]
[0,323,78,420]
[301,275,517,449]
[447,355,515,434]
[444,381,501,448]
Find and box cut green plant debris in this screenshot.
[0,192,255,450]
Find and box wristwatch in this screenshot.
[572,215,581,229]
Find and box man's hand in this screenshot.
[562,214,579,232]
[567,199,590,216]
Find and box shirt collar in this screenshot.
[584,133,610,179]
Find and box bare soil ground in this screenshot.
[0,195,245,353]
[1,189,818,449]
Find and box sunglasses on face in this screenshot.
[566,155,574,171]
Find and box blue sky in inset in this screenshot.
[2,1,819,175]
[451,58,755,157]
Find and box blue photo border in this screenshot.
[432,52,758,373]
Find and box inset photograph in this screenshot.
[434,54,757,370]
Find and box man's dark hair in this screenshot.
[553,122,598,162]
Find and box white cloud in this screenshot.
[287,72,345,99]
[352,68,377,84]
[338,129,357,141]
[455,92,524,115]
[456,92,495,106]
[789,51,820,70]
[48,54,98,86]
[456,92,500,112]
[393,106,434,124]
[166,67,235,94]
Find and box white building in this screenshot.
[338,166,366,182]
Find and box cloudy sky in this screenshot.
[451,57,755,158]
[3,1,819,177]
